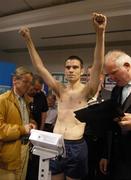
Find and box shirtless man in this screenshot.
[19,13,107,180]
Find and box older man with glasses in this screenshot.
[99,51,131,180]
[0,66,37,180]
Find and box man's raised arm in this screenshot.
[19,27,60,96]
[88,13,107,96]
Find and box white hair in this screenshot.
[115,54,131,67]
[105,50,131,67]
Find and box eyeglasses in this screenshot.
[20,79,32,85]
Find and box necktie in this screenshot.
[18,97,29,125]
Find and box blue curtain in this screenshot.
[0,61,16,94]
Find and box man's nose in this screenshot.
[69,67,74,72]
[109,74,116,81]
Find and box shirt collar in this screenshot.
[13,89,23,100]
[128,81,131,85]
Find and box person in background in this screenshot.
[30,74,48,130]
[26,74,48,180]
[44,94,57,132]
[87,65,111,104]
[100,50,131,180]
[0,66,36,180]
[82,65,111,180]
[19,12,107,180]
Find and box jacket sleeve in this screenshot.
[0,98,27,142]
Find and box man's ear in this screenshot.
[81,68,84,75]
[124,62,130,71]
[12,77,16,86]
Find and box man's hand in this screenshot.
[19,27,31,40]
[99,158,108,175]
[93,12,107,32]
[29,123,37,130]
[118,113,131,131]
[24,124,32,134]
[24,123,37,134]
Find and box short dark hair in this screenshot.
[47,93,56,101]
[65,55,83,67]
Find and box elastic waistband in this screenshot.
[64,138,84,144]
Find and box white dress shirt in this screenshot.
[121,81,131,104]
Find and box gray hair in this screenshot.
[105,50,131,67]
[13,66,33,79]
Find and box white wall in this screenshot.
[0,45,131,74]
[0,48,94,73]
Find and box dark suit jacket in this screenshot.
[75,98,123,138]
[110,85,131,179]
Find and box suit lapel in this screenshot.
[8,90,22,118]
[113,86,123,104]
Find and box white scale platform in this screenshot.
[29,129,65,180]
